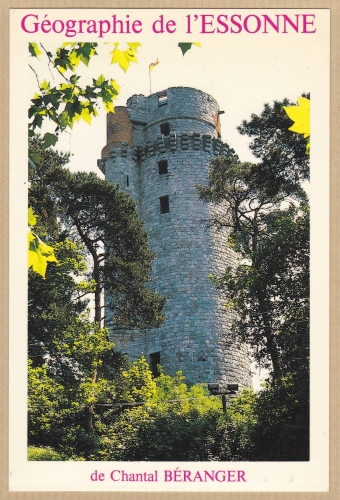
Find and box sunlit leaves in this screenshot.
[29,72,118,138]
[283,97,310,137]
[100,362,222,462]
[283,97,310,154]
[28,206,57,278]
[54,43,98,73]
[80,107,92,124]
[28,206,37,226]
[178,42,201,55]
[28,234,58,279]
[92,75,120,113]
[28,42,126,146]
[29,42,42,59]
[110,42,141,72]
[110,49,129,72]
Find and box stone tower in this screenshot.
[98,87,252,388]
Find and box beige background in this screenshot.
[2,0,338,499]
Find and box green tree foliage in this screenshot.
[28,142,95,365]
[247,377,309,461]
[197,97,310,460]
[27,447,63,461]
[29,137,165,329]
[28,355,225,461]
[216,389,257,461]
[216,382,309,461]
[115,356,157,403]
[237,97,310,194]
[28,360,67,447]
[28,321,119,459]
[29,137,70,239]
[98,362,223,461]
[28,137,165,434]
[51,169,165,327]
[198,156,309,381]
[28,42,124,147]
[28,239,91,366]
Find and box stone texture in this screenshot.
[101,87,252,389]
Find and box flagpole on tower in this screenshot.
[149,59,159,94]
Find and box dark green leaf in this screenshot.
[42,133,58,149]
[178,43,193,55]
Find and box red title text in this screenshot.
[21,13,317,38]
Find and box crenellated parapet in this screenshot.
[127,94,149,124]
[98,132,238,173]
[98,142,137,174]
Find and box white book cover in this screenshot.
[8,5,331,495]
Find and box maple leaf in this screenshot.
[283,97,310,138]
[283,97,310,154]
[110,43,140,72]
[28,207,58,278]
[28,232,58,278]
[110,49,129,72]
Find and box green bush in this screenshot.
[27,446,63,461]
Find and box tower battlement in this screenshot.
[98,133,237,174]
[100,87,251,388]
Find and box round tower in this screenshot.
[99,87,252,388]
[100,106,140,207]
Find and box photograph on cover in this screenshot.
[9,8,329,492]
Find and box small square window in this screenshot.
[158,92,168,107]
[158,160,168,175]
[159,196,169,214]
[160,122,170,136]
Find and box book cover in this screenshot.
[9,7,329,493]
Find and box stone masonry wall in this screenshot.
[100,87,252,388]
[102,107,133,158]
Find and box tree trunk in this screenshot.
[93,262,102,325]
[257,291,282,381]
[84,405,94,432]
[265,331,282,381]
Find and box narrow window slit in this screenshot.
[160,122,170,136]
[160,196,169,214]
[158,160,168,175]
